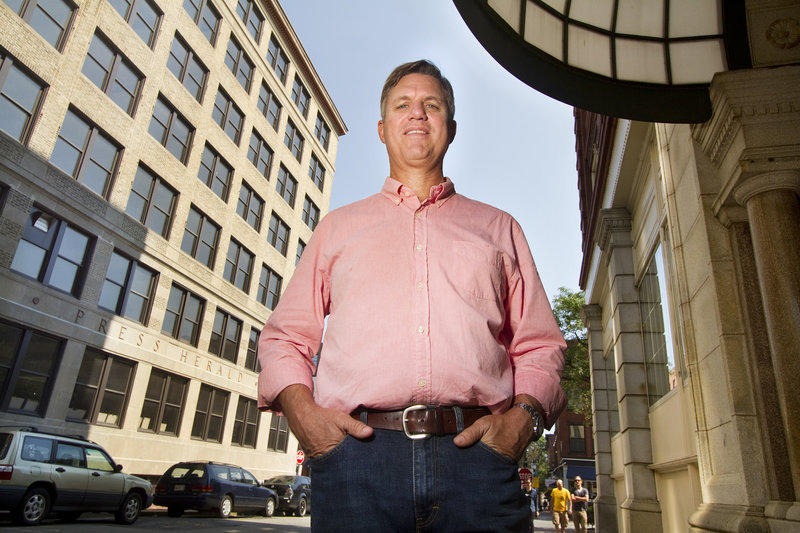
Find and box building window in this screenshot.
[237,181,263,231]
[162,283,205,347]
[224,37,254,92]
[192,384,228,442]
[231,396,259,448]
[99,250,157,325]
[181,205,219,268]
[257,82,281,130]
[198,144,232,200]
[212,88,244,145]
[257,264,282,310]
[308,154,325,191]
[209,308,242,362]
[9,0,76,51]
[276,165,297,207]
[267,35,289,84]
[267,413,289,452]
[247,130,273,178]
[0,321,63,416]
[267,213,289,256]
[284,120,303,161]
[51,109,121,197]
[314,113,331,151]
[0,53,45,143]
[568,424,586,454]
[67,349,135,427]
[224,239,253,293]
[10,208,92,297]
[108,0,161,49]
[291,76,310,118]
[302,195,320,230]
[139,369,187,435]
[183,0,220,45]
[82,32,143,116]
[167,33,208,102]
[149,95,193,164]
[295,240,305,266]
[125,164,177,238]
[245,327,260,372]
[236,0,263,42]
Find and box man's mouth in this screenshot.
[405,129,427,135]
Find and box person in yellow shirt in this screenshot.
[550,478,571,533]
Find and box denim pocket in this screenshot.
[309,435,351,466]
[476,441,519,466]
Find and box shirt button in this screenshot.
[416,282,424,290]
[418,379,426,388]
[415,211,423,218]
[417,326,424,334]
[415,244,423,251]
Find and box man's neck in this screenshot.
[391,170,445,202]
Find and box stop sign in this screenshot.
[518,468,532,483]
[296,450,305,464]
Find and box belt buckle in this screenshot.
[402,405,431,440]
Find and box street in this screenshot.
[0,511,310,532]
[0,509,592,532]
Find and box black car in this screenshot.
[262,475,311,516]
[154,461,277,518]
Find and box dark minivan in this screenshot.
[263,475,310,517]
[154,461,277,518]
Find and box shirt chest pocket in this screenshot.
[445,241,507,303]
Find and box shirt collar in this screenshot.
[380,177,456,207]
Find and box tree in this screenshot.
[520,437,549,489]
[552,287,591,419]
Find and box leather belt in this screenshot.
[351,405,490,439]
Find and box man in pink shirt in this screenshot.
[258,60,566,532]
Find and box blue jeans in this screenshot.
[309,428,529,532]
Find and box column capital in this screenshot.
[582,304,603,326]
[595,208,632,252]
[734,169,800,205]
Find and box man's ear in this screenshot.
[448,120,457,144]
[377,120,385,144]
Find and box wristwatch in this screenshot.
[514,402,544,441]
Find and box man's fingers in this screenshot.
[453,418,487,447]
[338,412,374,439]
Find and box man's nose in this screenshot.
[409,100,426,118]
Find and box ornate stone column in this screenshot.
[734,171,800,520]
[595,208,663,533]
[583,303,619,533]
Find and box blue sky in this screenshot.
[279,0,584,299]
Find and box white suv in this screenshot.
[0,427,153,525]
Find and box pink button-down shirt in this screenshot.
[258,178,566,424]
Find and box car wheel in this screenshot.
[263,497,276,517]
[167,506,184,518]
[13,487,50,525]
[115,492,142,525]
[57,511,82,522]
[296,497,307,517]
[218,495,233,518]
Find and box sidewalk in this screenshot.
[533,511,595,532]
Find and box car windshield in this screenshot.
[168,464,207,479]
[266,475,295,484]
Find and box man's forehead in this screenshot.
[389,75,444,99]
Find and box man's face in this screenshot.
[557,479,563,489]
[378,73,456,175]
[575,478,582,486]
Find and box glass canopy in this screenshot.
[456,0,751,122]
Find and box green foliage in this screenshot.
[519,437,549,488]
[552,287,591,419]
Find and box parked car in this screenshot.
[262,475,311,517]
[154,461,277,518]
[0,426,153,526]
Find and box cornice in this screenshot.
[594,208,632,253]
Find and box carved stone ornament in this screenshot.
[766,18,800,50]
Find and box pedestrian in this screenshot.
[258,59,567,532]
[550,479,571,533]
[523,480,541,531]
[571,476,590,533]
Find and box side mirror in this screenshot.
[114,464,123,473]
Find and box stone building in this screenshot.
[0,0,344,481]
[456,1,799,531]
